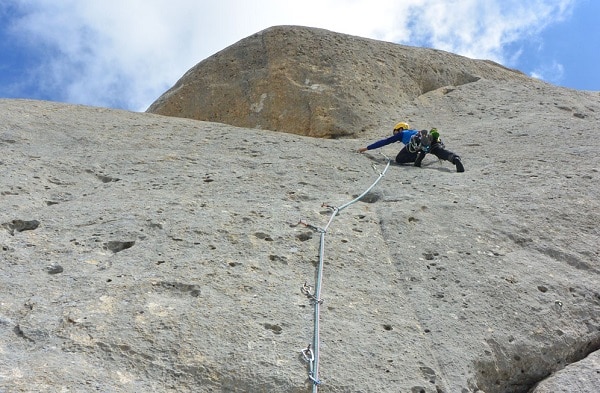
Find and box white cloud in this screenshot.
[404,0,576,62]
[530,60,565,84]
[4,0,576,111]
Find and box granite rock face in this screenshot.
[2,26,600,393]
[147,25,529,138]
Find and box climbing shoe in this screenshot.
[453,156,465,173]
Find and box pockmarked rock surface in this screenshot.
[2,86,599,392]
[146,25,531,138]
[530,351,600,393]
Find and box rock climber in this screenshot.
[357,122,465,172]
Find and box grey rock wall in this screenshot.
[530,350,600,392]
[1,86,599,392]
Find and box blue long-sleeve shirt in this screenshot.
[367,129,419,150]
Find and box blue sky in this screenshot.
[0,0,597,112]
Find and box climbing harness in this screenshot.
[408,134,421,153]
[298,152,391,392]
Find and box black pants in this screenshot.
[428,143,458,162]
[395,146,418,164]
[395,143,458,165]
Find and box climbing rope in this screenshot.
[299,153,391,392]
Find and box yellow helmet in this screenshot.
[394,122,410,131]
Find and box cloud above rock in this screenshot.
[1,0,575,111]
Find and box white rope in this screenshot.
[300,153,391,391]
